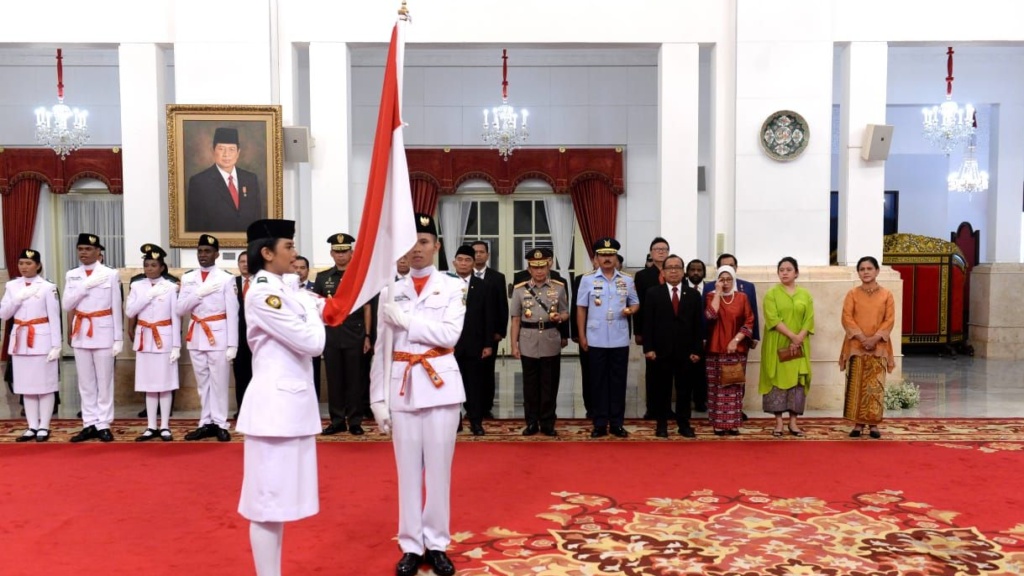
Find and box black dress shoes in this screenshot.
[541,426,557,437]
[349,424,365,436]
[522,423,539,436]
[471,423,485,436]
[160,429,173,441]
[741,411,749,421]
[216,428,231,442]
[185,425,212,441]
[590,427,608,438]
[136,428,159,442]
[322,422,347,435]
[70,425,98,443]
[678,426,696,438]
[727,429,740,436]
[869,428,882,439]
[35,429,50,442]
[395,552,422,576]
[426,550,456,576]
[97,429,114,442]
[655,425,669,438]
[610,426,629,438]
[16,429,37,442]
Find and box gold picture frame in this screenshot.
[167,104,283,248]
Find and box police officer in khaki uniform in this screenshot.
[510,248,568,437]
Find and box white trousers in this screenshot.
[74,348,115,430]
[191,349,230,429]
[391,404,460,555]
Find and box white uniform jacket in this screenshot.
[0,277,62,355]
[175,267,239,351]
[125,278,181,353]
[370,270,467,412]
[236,270,326,438]
[62,264,124,350]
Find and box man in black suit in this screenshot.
[569,255,598,417]
[470,240,507,418]
[642,254,703,438]
[452,245,495,435]
[634,237,670,419]
[293,255,321,401]
[185,127,262,233]
[232,251,254,418]
[685,259,709,412]
[314,233,372,435]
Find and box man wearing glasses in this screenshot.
[633,237,671,420]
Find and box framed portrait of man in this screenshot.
[167,104,283,247]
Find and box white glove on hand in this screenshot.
[111,341,123,357]
[226,346,238,362]
[16,286,40,302]
[169,346,181,363]
[149,282,172,299]
[46,347,61,362]
[196,281,222,298]
[370,402,392,435]
[381,302,410,330]
[84,273,108,289]
[282,273,300,292]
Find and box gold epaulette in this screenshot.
[513,280,529,289]
[549,279,564,286]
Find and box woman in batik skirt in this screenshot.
[125,245,180,441]
[839,256,895,439]
[704,265,755,436]
[0,249,63,442]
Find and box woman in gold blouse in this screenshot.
[838,256,896,439]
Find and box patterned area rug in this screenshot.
[1,417,1022,444]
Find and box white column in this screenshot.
[987,104,1024,263]
[733,0,832,266]
[308,42,351,268]
[119,44,168,267]
[709,1,737,261]
[837,42,887,265]
[658,43,700,259]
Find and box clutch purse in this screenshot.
[777,347,804,362]
[719,362,746,385]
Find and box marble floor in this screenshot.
[1,353,1021,422]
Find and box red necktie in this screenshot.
[85,269,93,277]
[201,271,209,282]
[671,286,679,315]
[243,277,250,298]
[228,175,240,210]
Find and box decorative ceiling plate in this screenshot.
[760,110,809,161]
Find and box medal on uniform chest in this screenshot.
[524,305,533,319]
[594,281,603,307]
[548,303,559,321]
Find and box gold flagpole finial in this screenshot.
[398,0,411,21]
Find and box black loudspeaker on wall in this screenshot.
[860,124,894,161]
[283,126,311,163]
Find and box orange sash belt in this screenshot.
[14,317,48,349]
[72,308,113,339]
[137,318,173,351]
[187,313,227,346]
[392,347,454,396]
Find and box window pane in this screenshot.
[464,202,479,236]
[480,201,500,235]
[535,202,550,234]
[513,201,533,234]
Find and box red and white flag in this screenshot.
[324,19,416,326]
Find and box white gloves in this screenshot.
[169,347,181,363]
[111,341,123,357]
[84,273,108,289]
[226,346,238,361]
[16,286,40,302]
[46,347,61,362]
[283,273,300,292]
[381,302,410,330]
[149,282,172,299]
[370,402,392,435]
[196,281,222,298]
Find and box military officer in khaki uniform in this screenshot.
[510,248,568,437]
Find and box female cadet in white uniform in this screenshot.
[370,214,465,576]
[236,219,325,576]
[125,244,181,441]
[0,249,62,442]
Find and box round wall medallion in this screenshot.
[760,110,809,161]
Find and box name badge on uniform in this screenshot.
[394,294,410,302]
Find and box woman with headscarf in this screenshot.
[839,256,895,439]
[0,249,62,442]
[704,265,754,435]
[126,244,181,441]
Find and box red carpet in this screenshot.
[2,439,1023,575]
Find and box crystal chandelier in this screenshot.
[948,113,988,196]
[482,49,528,160]
[922,47,974,155]
[35,49,89,159]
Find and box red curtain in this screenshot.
[570,178,618,258]
[1,179,42,361]
[411,178,439,215]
